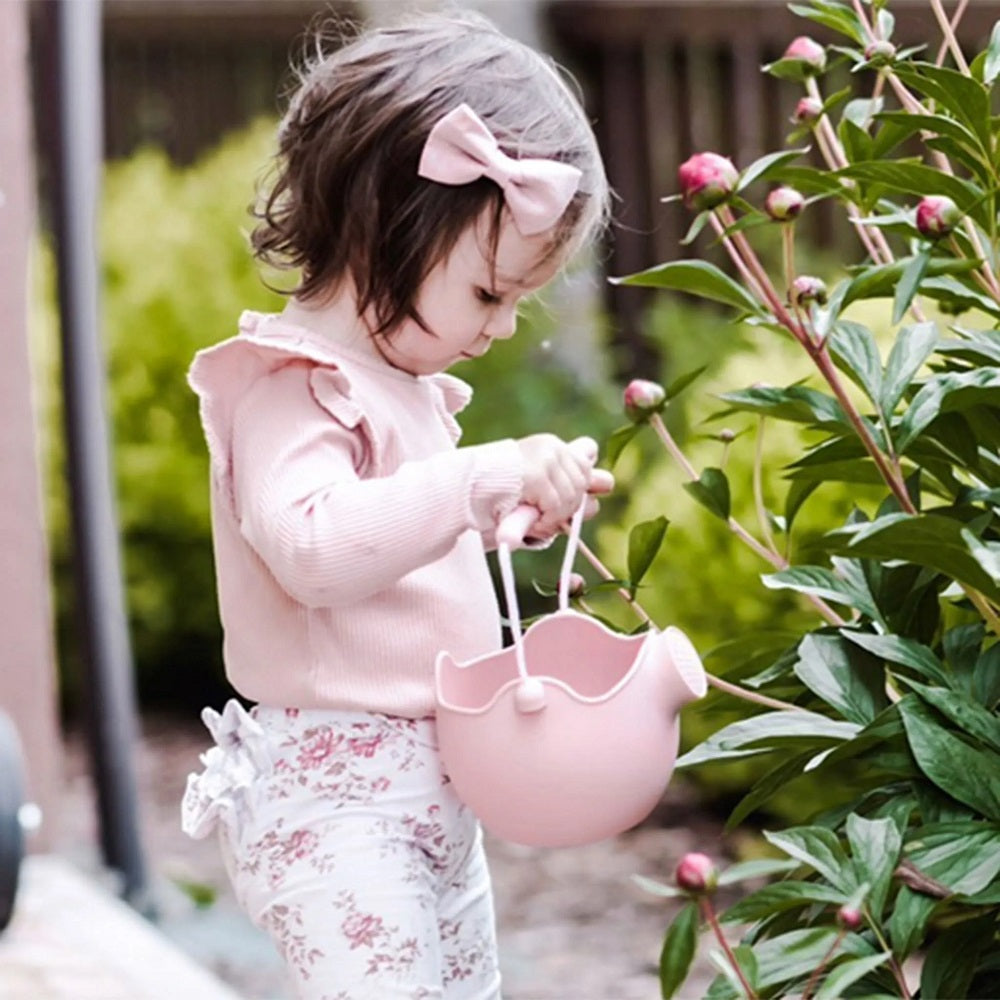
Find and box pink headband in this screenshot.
[417,103,582,236]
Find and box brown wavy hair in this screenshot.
[251,9,610,335]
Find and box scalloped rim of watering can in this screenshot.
[435,608,661,716]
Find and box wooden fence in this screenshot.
[27,0,1000,372]
[546,0,1000,368]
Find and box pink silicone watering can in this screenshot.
[435,500,707,847]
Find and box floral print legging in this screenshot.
[181,700,502,1000]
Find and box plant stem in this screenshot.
[699,896,757,999]
[935,0,970,66]
[753,417,779,556]
[807,344,915,511]
[708,213,772,308]
[574,537,652,624]
[782,224,796,308]
[867,919,913,998]
[703,674,801,712]
[929,0,970,73]
[649,414,846,626]
[801,929,846,1000]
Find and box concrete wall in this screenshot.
[0,0,62,851]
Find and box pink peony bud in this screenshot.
[677,152,739,211]
[675,852,719,894]
[915,195,962,239]
[623,378,667,423]
[791,275,828,306]
[864,39,897,66]
[718,428,736,443]
[765,186,805,222]
[792,96,823,124]
[568,572,587,597]
[782,36,827,75]
[837,904,863,930]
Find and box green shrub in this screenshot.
[611,2,1000,995]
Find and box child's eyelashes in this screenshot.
[475,287,503,306]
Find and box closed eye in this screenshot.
[475,286,503,306]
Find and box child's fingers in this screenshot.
[588,468,615,495]
[569,435,598,464]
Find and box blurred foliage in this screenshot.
[31,119,620,715]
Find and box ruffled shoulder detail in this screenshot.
[427,372,473,444]
[188,311,374,509]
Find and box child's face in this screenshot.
[375,212,562,376]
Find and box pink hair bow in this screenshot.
[418,103,582,236]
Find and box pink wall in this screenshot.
[0,0,62,851]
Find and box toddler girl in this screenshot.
[182,9,612,999]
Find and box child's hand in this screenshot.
[515,434,612,537]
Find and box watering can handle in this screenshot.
[496,498,589,684]
[495,504,541,549]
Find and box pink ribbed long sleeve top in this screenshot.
[189,310,526,717]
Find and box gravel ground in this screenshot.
[54,715,739,1000]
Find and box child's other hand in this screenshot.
[515,434,611,536]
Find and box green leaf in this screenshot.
[716,857,801,886]
[984,20,1000,85]
[736,148,809,192]
[902,679,1000,753]
[874,111,983,156]
[677,710,860,767]
[906,820,1000,895]
[881,321,938,415]
[764,826,855,892]
[973,642,1000,710]
[788,2,863,44]
[718,384,848,428]
[892,63,991,148]
[793,633,889,725]
[680,209,713,246]
[682,467,731,521]
[659,901,699,999]
[665,365,706,401]
[842,262,977,311]
[828,322,883,413]
[940,326,1000,366]
[896,366,1000,453]
[889,886,937,959]
[605,424,641,469]
[763,565,881,622]
[741,927,876,991]
[721,880,846,924]
[838,161,989,228]
[814,952,893,1000]
[631,874,684,899]
[627,516,669,595]
[892,247,931,324]
[899,699,1000,819]
[920,915,996,1000]
[725,752,815,831]
[784,478,819,534]
[839,117,873,163]
[846,813,901,917]
[840,629,948,685]
[611,260,761,313]
[827,513,1000,604]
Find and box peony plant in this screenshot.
[579,1,1000,996]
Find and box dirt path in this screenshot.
[54,715,734,999]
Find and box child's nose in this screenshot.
[484,305,518,340]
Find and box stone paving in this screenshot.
[0,855,243,1000]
